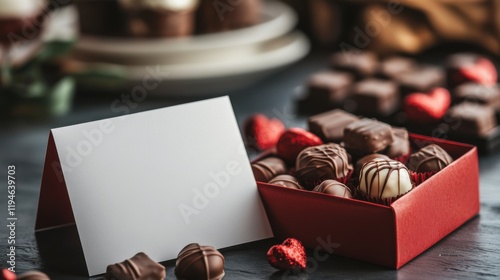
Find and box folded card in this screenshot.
[36,96,273,276]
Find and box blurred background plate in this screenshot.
[71,1,298,65]
[67,31,310,97]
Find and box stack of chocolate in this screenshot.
[297,51,499,140]
[75,0,262,38]
[250,109,455,205]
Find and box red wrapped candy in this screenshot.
[276,128,323,163]
[244,114,285,151]
[267,238,307,271]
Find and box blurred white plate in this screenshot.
[71,1,297,65]
[68,31,310,97]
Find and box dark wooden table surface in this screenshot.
[1,52,499,280]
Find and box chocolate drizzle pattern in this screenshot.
[295,143,351,188]
[359,159,412,199]
[175,243,225,280]
[313,180,353,198]
[104,252,165,280]
[269,175,303,189]
[251,157,287,182]
[408,144,453,173]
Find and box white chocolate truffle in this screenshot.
[359,159,412,199]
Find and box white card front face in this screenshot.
[50,96,272,276]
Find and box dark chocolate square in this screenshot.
[330,51,378,79]
[453,83,500,106]
[377,56,417,80]
[343,118,394,153]
[308,109,360,143]
[396,65,445,95]
[447,102,497,136]
[349,79,400,116]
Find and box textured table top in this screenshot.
[0,52,499,280]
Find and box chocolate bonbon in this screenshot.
[330,51,378,79]
[296,143,351,189]
[306,71,354,105]
[408,144,453,173]
[175,243,225,280]
[355,153,390,175]
[312,180,352,198]
[269,175,303,190]
[349,78,399,116]
[344,118,394,153]
[104,252,165,280]
[308,109,359,143]
[385,127,410,159]
[396,65,445,95]
[377,56,416,80]
[251,157,287,182]
[359,159,412,199]
[454,83,500,106]
[447,102,497,136]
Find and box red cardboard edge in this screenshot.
[392,134,479,268]
[256,133,479,269]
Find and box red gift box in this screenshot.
[256,134,479,269]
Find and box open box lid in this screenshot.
[36,96,273,276]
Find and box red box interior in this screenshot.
[257,134,479,269]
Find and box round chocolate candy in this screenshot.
[408,144,453,173]
[312,180,352,198]
[295,143,351,189]
[268,175,303,190]
[359,159,412,199]
[175,243,225,280]
[251,157,287,182]
[355,153,390,175]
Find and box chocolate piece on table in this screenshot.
[396,65,445,95]
[175,243,225,280]
[447,102,497,137]
[384,127,410,159]
[408,144,453,173]
[268,175,303,190]
[306,71,354,104]
[251,157,287,182]
[295,143,351,189]
[312,179,352,198]
[355,154,390,176]
[343,118,394,154]
[454,83,500,106]
[308,109,359,143]
[445,53,497,87]
[348,78,400,116]
[359,159,412,199]
[200,0,262,33]
[75,0,128,37]
[17,271,50,280]
[104,252,165,280]
[377,56,417,80]
[330,51,378,79]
